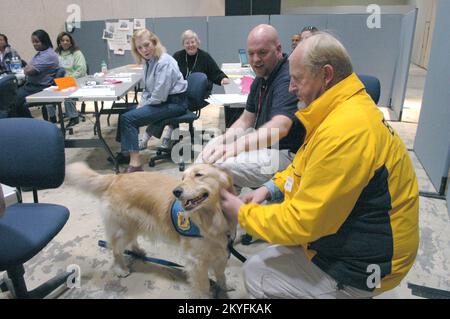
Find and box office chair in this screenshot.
[0,118,72,299]
[148,72,209,171]
[29,67,66,122]
[0,74,18,119]
[357,74,381,104]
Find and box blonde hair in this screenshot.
[180,29,200,47]
[302,32,353,82]
[131,29,166,64]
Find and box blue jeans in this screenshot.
[117,92,187,153]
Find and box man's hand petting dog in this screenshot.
[240,186,271,205]
[220,189,244,224]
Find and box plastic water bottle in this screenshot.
[101,60,108,74]
[10,56,21,73]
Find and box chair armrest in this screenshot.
[0,184,5,217]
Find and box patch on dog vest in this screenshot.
[171,199,202,238]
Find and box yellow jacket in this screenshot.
[238,73,419,293]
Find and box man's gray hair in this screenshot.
[302,32,353,81]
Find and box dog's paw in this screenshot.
[131,246,146,257]
[114,265,131,278]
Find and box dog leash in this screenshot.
[228,241,247,263]
[98,240,184,268]
[99,238,247,268]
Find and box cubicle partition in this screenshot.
[71,6,416,117]
[390,9,418,119]
[414,0,450,206]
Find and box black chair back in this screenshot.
[186,72,208,112]
[0,118,65,189]
[357,74,381,104]
[0,75,18,118]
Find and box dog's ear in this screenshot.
[212,165,234,189]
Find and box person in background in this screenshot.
[44,32,87,126]
[300,26,318,41]
[138,29,230,151]
[197,24,304,192]
[220,32,419,299]
[13,29,59,118]
[0,33,22,74]
[115,29,188,173]
[290,33,301,53]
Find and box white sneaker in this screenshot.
[160,137,173,150]
[138,133,150,150]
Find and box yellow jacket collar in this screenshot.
[295,73,365,143]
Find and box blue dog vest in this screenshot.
[170,199,202,238]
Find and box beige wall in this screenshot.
[0,0,225,62]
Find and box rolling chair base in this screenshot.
[149,146,186,172]
[1,265,74,299]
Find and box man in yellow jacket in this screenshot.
[221,32,419,298]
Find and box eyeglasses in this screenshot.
[301,26,318,33]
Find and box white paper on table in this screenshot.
[70,87,116,98]
[104,77,132,83]
[107,73,135,78]
[206,94,248,105]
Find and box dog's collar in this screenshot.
[170,199,202,238]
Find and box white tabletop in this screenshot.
[26,65,143,103]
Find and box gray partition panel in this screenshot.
[390,9,417,120]
[208,15,269,67]
[72,21,108,74]
[153,17,208,55]
[269,15,327,55]
[326,14,402,107]
[414,0,450,195]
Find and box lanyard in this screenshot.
[185,52,198,78]
[255,83,267,128]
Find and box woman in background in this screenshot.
[139,29,229,150]
[0,33,22,74]
[115,28,187,173]
[13,29,59,118]
[47,31,87,126]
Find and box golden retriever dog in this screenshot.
[65,163,236,298]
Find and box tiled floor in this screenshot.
[1,64,449,299]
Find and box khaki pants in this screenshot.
[196,148,294,189]
[244,245,376,299]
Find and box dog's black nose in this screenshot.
[173,187,183,198]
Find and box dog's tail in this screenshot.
[65,162,115,196]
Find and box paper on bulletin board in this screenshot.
[118,20,131,31]
[134,19,145,30]
[105,22,117,34]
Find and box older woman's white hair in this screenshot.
[181,29,200,47]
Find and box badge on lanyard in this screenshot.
[284,176,294,192]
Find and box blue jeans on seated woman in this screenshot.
[116,92,187,154]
